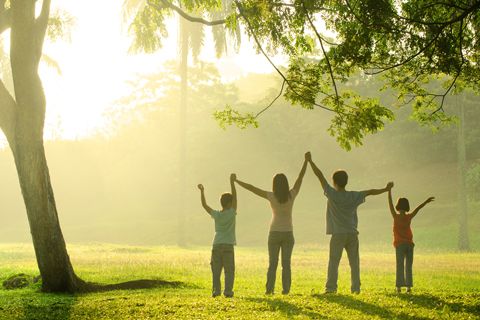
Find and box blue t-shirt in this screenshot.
[210,207,237,245]
[324,184,366,234]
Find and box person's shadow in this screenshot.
[245,296,323,318]
[312,293,430,319]
[392,292,480,317]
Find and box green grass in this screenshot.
[0,244,478,319]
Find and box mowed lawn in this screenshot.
[0,244,478,319]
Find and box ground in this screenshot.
[0,244,478,319]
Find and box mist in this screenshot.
[0,66,477,251]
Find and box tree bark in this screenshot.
[11,139,82,292]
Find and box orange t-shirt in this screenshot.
[393,214,414,247]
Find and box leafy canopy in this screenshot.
[129,0,480,150]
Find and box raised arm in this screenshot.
[411,196,435,218]
[306,152,328,191]
[197,184,213,214]
[364,182,392,197]
[387,182,395,218]
[235,178,268,199]
[292,154,309,194]
[230,174,237,211]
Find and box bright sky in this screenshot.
[0,0,287,147]
[31,0,285,142]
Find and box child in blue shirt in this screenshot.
[197,173,237,297]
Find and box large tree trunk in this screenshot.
[11,139,81,292]
[1,0,83,292]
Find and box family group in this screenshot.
[197,152,434,297]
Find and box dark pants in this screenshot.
[266,231,295,294]
[210,244,235,297]
[326,233,360,293]
[395,243,414,287]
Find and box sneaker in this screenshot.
[265,290,274,295]
[406,287,412,293]
[396,287,401,293]
[324,289,337,294]
[351,290,360,295]
[212,293,220,298]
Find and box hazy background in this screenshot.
[0,0,478,251]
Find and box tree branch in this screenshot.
[233,0,334,112]
[37,0,51,35]
[0,80,17,142]
[34,0,51,64]
[0,8,10,34]
[365,26,446,75]
[255,79,285,118]
[148,0,228,26]
[302,0,339,106]
[394,1,480,26]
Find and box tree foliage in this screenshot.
[130,0,480,150]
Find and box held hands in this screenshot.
[197,184,204,191]
[230,173,237,182]
[305,151,312,162]
[386,181,394,191]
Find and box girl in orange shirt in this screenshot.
[388,183,434,293]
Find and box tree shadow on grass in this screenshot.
[245,297,323,319]
[80,279,185,292]
[312,293,430,320]
[17,293,76,320]
[14,279,187,320]
[391,292,480,316]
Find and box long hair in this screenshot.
[273,173,290,204]
[395,198,410,212]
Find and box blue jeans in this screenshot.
[325,233,360,293]
[395,243,414,287]
[211,244,235,297]
[266,231,295,294]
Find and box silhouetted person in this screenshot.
[306,152,392,294]
[233,153,308,295]
[387,183,434,293]
[197,173,237,298]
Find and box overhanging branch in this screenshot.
[255,79,286,119]
[233,0,334,112]
[302,0,339,107]
[148,0,228,26]
[394,1,480,26]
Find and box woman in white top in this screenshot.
[234,153,309,294]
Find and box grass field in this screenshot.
[0,243,478,319]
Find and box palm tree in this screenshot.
[457,94,470,251]
[123,0,239,245]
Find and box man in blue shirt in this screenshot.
[198,173,237,297]
[306,152,392,294]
